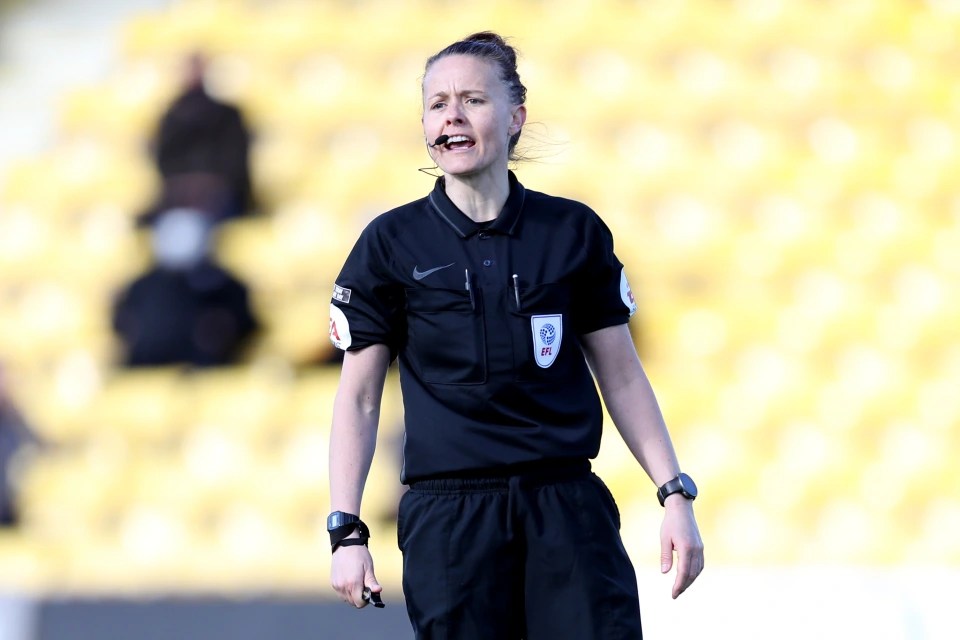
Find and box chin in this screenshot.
[438,160,493,179]
[439,165,478,178]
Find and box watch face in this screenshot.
[327,512,358,531]
[678,473,698,499]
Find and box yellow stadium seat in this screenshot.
[18,452,128,542]
[183,364,293,444]
[84,368,190,443]
[912,498,960,564]
[0,531,50,592]
[279,366,341,427]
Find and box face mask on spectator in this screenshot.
[151,207,210,270]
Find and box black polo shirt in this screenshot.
[329,171,638,482]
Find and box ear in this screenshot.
[509,105,527,135]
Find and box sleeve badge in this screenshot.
[620,268,638,317]
[329,303,352,350]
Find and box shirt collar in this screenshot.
[427,171,526,238]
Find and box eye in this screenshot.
[466,97,484,105]
[430,101,445,110]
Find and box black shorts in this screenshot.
[397,461,643,640]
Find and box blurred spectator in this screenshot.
[0,362,40,527]
[143,53,255,225]
[112,207,259,367]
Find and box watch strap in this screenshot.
[330,519,371,553]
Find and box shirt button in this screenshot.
[483,259,493,267]
[479,231,491,240]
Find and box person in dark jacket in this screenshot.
[147,53,254,224]
[113,207,258,367]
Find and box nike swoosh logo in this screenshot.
[412,262,455,280]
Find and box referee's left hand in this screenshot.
[660,496,704,599]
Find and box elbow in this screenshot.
[357,392,381,418]
[336,384,382,421]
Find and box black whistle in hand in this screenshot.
[362,588,385,608]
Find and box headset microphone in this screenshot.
[428,135,449,147]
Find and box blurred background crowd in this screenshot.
[0,0,958,638]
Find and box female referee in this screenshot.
[328,31,703,639]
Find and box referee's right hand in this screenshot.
[331,544,382,608]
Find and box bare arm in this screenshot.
[329,344,390,607]
[581,324,704,598]
[581,324,681,486]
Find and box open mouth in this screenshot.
[444,135,475,150]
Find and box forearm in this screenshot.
[582,325,683,488]
[328,345,390,515]
[601,365,682,488]
[329,400,380,515]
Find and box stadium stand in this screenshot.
[0,0,958,599]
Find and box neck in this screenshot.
[443,170,510,223]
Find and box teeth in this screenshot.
[446,135,472,143]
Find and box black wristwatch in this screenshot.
[327,511,360,531]
[327,511,370,553]
[657,473,698,507]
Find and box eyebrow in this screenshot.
[427,88,487,101]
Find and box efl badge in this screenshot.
[329,303,352,350]
[531,314,562,368]
[620,268,638,317]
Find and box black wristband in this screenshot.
[330,519,371,553]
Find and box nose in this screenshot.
[445,103,465,125]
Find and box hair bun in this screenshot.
[464,31,516,62]
[464,31,507,46]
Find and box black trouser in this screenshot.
[397,462,643,639]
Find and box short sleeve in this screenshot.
[570,211,638,335]
[328,223,404,355]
